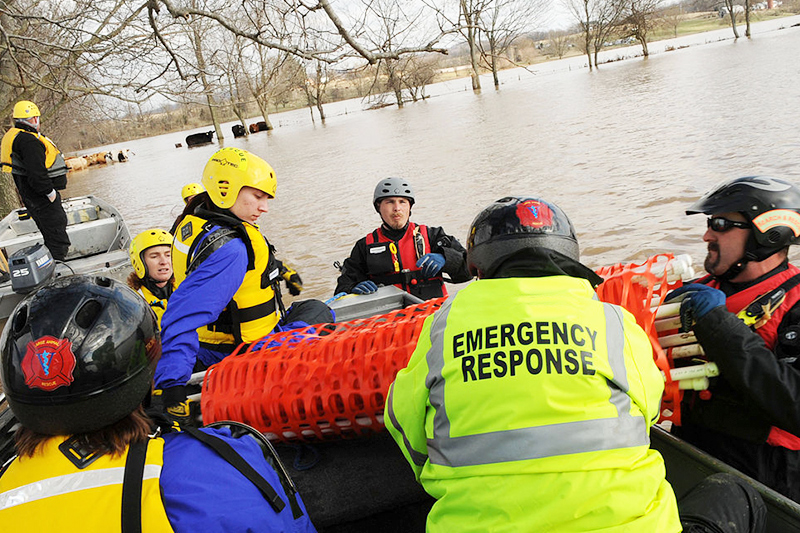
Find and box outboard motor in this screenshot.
[9,243,56,294]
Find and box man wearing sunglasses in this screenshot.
[667,176,800,502]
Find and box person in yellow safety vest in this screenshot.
[0,275,317,532]
[156,148,333,427]
[127,228,175,328]
[0,100,70,260]
[385,196,682,532]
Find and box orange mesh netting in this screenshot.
[595,253,685,425]
[201,297,445,442]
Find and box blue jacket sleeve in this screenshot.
[155,239,248,389]
[161,427,317,532]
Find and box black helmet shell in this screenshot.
[467,196,579,276]
[0,275,160,435]
[373,177,415,212]
[688,176,800,255]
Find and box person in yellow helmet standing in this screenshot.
[0,100,70,260]
[127,228,175,328]
[156,147,333,426]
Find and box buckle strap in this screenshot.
[121,440,147,533]
[185,427,286,513]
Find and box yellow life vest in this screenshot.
[138,284,170,329]
[0,436,174,532]
[0,127,67,181]
[172,213,280,351]
[386,276,680,532]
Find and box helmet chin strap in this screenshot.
[714,256,748,281]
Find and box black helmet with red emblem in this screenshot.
[467,196,579,277]
[0,275,160,435]
[687,176,800,264]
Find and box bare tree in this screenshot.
[722,0,741,38]
[744,0,752,38]
[661,5,683,38]
[565,0,627,69]
[619,0,662,57]
[476,0,548,88]
[548,30,573,59]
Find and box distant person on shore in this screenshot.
[666,176,800,502]
[127,228,175,328]
[0,100,70,260]
[0,275,317,532]
[156,147,332,427]
[334,177,471,300]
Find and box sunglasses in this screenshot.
[707,217,750,233]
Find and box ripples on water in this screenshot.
[65,19,800,301]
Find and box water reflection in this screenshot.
[64,19,800,301]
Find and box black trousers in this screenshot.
[23,190,70,261]
[680,473,766,533]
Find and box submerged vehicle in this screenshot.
[0,195,132,321]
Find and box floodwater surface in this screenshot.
[64,16,800,301]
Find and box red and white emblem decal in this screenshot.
[516,199,553,228]
[21,336,76,391]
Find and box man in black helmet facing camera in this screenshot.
[0,275,316,532]
[334,177,471,300]
[667,176,800,501]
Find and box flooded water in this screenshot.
[64,17,800,301]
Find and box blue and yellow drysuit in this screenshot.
[386,276,681,532]
[155,209,283,392]
[0,427,316,532]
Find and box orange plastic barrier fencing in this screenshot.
[201,298,445,442]
[595,253,685,425]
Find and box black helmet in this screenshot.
[373,177,415,212]
[467,196,579,276]
[0,275,160,435]
[687,176,800,262]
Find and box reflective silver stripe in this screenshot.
[0,464,162,510]
[425,296,649,468]
[387,384,428,467]
[173,237,190,255]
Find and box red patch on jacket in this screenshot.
[21,336,76,391]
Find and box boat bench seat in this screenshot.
[8,205,99,236]
[2,217,119,260]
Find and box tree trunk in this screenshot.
[192,26,224,141]
[0,172,22,219]
[461,0,481,90]
[745,0,751,37]
[315,63,326,121]
[255,96,274,130]
[490,41,499,89]
[639,37,649,58]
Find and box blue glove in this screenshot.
[666,283,726,331]
[352,280,378,294]
[416,253,446,277]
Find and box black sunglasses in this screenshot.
[707,217,750,232]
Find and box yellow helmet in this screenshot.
[129,228,172,279]
[181,182,205,204]
[13,100,40,119]
[202,147,276,209]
